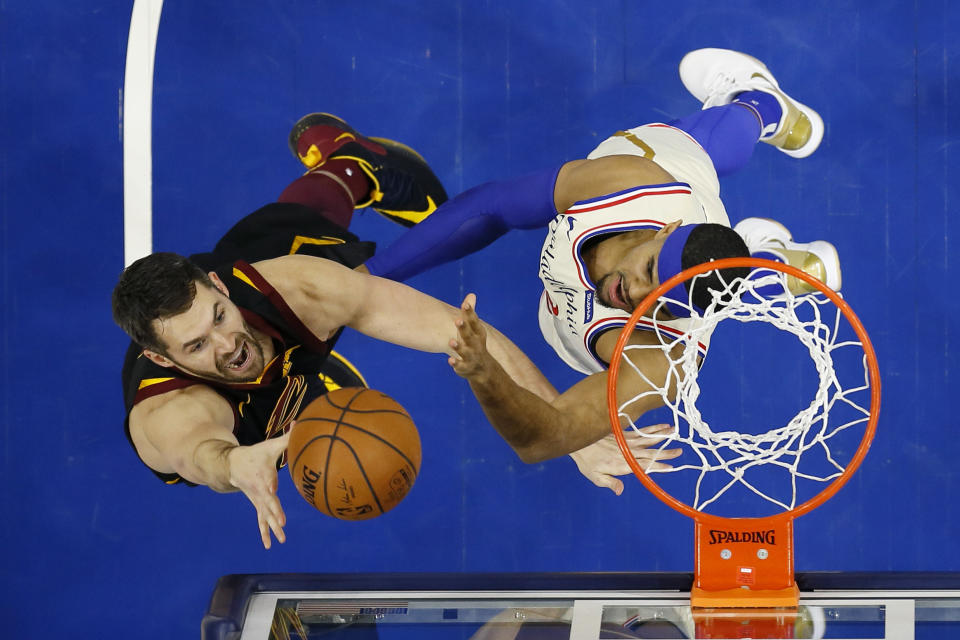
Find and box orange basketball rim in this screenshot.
[606,257,881,608]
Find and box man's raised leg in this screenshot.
[288,113,448,227]
[669,48,824,177]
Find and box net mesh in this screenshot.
[617,266,873,514]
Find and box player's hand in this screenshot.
[226,431,291,549]
[448,294,495,381]
[568,425,681,495]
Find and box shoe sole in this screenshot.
[806,239,841,291]
[288,113,428,165]
[288,112,357,159]
[774,95,824,159]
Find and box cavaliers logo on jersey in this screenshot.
[265,374,309,442]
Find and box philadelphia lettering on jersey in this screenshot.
[537,124,731,375]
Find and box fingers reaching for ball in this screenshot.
[226,438,289,549]
[253,487,287,550]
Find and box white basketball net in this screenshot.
[617,267,873,514]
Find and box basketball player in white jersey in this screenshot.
[360,49,842,492]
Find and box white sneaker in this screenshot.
[734,217,842,293]
[679,48,824,158]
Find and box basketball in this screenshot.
[287,387,421,520]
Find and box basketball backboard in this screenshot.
[202,572,960,640]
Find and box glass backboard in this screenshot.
[202,572,960,640]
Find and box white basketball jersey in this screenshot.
[538,124,729,374]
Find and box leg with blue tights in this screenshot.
[367,93,788,284]
[667,104,761,178]
[667,89,783,178]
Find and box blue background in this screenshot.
[2,1,958,637]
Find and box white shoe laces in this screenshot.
[704,71,776,108]
[704,73,739,104]
[736,222,788,251]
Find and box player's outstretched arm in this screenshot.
[129,386,289,549]
[449,295,682,464]
[256,255,559,402]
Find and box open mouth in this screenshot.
[619,278,632,309]
[226,341,250,371]
[609,274,632,311]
